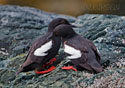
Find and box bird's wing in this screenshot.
[25,33,53,63]
[34,40,52,56]
[86,39,101,62]
[65,36,88,62]
[66,36,103,72]
[64,43,82,59]
[17,33,54,73]
[79,38,103,72]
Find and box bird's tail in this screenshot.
[16,63,39,75]
[16,65,24,75]
[79,60,103,73]
[88,56,103,73]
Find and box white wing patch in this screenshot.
[64,44,81,59]
[34,40,52,56]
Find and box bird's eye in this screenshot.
[54,31,59,36]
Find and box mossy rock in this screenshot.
[0,5,125,88]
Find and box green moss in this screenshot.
[9,53,27,61]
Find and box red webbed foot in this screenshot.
[62,66,77,71]
[35,66,56,74]
[42,58,56,67]
[34,58,57,74]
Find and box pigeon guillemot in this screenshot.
[53,24,103,73]
[17,18,71,74]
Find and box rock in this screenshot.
[0,5,76,58]
[74,14,125,64]
[0,5,124,88]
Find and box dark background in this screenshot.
[0,0,125,16]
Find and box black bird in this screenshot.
[53,24,103,73]
[17,18,71,74]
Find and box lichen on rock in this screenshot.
[0,5,125,88]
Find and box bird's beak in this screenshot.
[71,23,83,28]
[70,24,76,28]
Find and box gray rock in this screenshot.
[0,5,76,58]
[0,5,124,88]
[74,14,125,65]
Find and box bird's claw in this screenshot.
[35,66,56,74]
[61,66,77,71]
[34,58,57,74]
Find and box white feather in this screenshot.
[64,44,81,59]
[34,40,52,56]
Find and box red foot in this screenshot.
[62,66,77,71]
[42,58,56,68]
[35,66,56,74]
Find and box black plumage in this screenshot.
[53,24,103,73]
[17,18,71,74]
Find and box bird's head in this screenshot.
[48,18,71,32]
[53,24,76,38]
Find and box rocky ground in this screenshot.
[0,5,125,88]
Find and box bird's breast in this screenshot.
[64,44,82,59]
